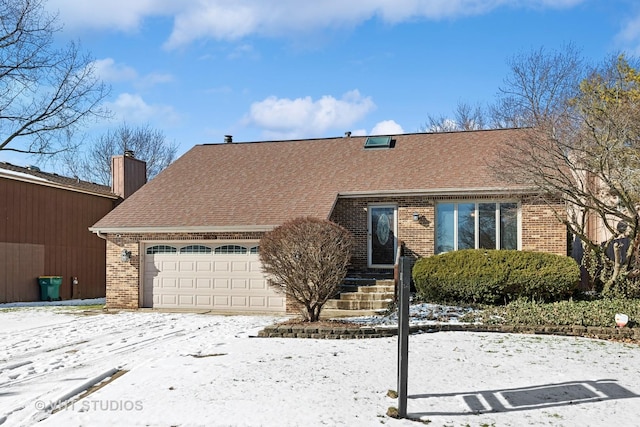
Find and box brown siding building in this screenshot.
[0,155,146,303]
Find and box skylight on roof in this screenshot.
[364,136,392,149]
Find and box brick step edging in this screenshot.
[257,323,640,342]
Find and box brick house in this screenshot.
[91,129,567,313]
[0,154,145,302]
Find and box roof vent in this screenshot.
[224,135,233,144]
[364,136,392,149]
[26,165,41,172]
[124,150,135,158]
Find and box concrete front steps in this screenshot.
[323,279,395,317]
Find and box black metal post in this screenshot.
[397,256,410,418]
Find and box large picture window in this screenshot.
[436,202,519,254]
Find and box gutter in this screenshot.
[337,187,538,198]
[89,224,278,235]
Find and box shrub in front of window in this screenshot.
[412,249,580,305]
[259,217,353,322]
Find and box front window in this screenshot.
[500,203,518,250]
[436,202,519,254]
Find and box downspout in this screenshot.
[84,229,107,301]
[93,229,111,308]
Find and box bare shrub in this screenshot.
[259,217,353,322]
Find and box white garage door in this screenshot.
[142,242,285,313]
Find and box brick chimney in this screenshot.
[111,151,147,199]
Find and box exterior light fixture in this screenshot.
[413,212,420,222]
[121,249,132,262]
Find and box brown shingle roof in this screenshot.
[92,128,532,231]
[0,162,116,198]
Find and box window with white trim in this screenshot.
[435,202,519,254]
[214,245,248,254]
[146,245,177,254]
[180,245,212,254]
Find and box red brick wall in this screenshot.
[520,196,567,256]
[329,196,435,270]
[330,195,567,270]
[106,238,139,309]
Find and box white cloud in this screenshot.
[92,58,173,89]
[104,93,180,125]
[45,1,587,49]
[164,1,588,48]
[92,58,138,82]
[47,0,176,32]
[370,120,404,135]
[163,1,491,48]
[245,90,375,139]
[165,3,259,49]
[616,13,640,55]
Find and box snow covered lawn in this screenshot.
[1,305,640,426]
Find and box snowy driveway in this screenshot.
[1,307,640,426]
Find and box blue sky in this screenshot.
[3,0,640,167]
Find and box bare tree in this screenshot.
[418,45,640,293]
[489,44,585,129]
[498,54,640,295]
[259,217,353,322]
[421,114,459,133]
[454,102,487,130]
[420,101,487,132]
[66,123,178,185]
[421,45,584,132]
[0,0,109,156]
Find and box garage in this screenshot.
[142,242,285,313]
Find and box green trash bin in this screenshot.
[38,276,62,301]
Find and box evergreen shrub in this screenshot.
[412,249,580,305]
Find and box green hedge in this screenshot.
[475,298,640,328]
[412,249,580,305]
